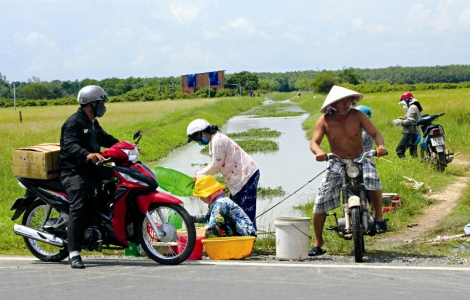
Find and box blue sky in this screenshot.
[1,0,470,82]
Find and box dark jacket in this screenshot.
[60,108,119,175]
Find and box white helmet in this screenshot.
[187,119,210,143]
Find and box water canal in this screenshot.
[154,100,327,233]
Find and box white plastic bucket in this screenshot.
[274,217,311,260]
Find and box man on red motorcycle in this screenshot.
[309,85,387,256]
[59,85,119,268]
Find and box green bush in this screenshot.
[193,88,217,98]
[216,88,236,97]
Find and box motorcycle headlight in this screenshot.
[346,165,360,178]
[121,147,139,162]
[117,172,149,187]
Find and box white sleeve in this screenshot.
[196,134,226,176]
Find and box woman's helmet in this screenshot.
[187,119,210,143]
[400,92,413,101]
[355,105,372,118]
[77,85,109,105]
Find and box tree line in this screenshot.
[1,64,470,105]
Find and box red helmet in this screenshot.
[400,92,413,101]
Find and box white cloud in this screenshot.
[201,27,224,40]
[169,1,204,22]
[227,17,256,35]
[100,28,133,40]
[139,32,162,45]
[351,17,386,34]
[458,8,470,28]
[258,31,272,40]
[284,33,303,43]
[328,31,346,42]
[352,18,364,28]
[367,24,387,34]
[268,18,285,26]
[14,32,56,47]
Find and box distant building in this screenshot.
[182,70,225,96]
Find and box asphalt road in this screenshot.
[1,256,470,299]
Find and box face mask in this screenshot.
[93,101,107,117]
[327,106,351,115]
[198,135,209,146]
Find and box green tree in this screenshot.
[22,83,52,99]
[312,71,339,94]
[258,79,277,92]
[294,78,312,91]
[226,71,259,92]
[339,67,362,85]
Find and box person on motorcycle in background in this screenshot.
[60,85,119,269]
[187,119,260,229]
[393,92,423,159]
[309,86,387,256]
[190,175,257,237]
[355,105,374,152]
[355,105,387,213]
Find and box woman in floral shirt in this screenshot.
[187,119,260,228]
[190,175,256,237]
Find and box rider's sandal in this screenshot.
[375,220,388,234]
[308,247,327,256]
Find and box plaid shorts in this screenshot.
[313,157,382,214]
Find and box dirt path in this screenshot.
[377,157,469,243]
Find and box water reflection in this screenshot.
[154,101,327,233]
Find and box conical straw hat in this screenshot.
[320,85,363,113]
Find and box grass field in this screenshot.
[1,88,469,257]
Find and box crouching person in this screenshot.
[191,175,257,238]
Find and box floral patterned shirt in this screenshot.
[192,195,257,237]
[196,132,259,195]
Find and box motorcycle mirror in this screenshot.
[133,130,143,145]
[133,130,142,140]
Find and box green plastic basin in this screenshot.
[154,166,194,197]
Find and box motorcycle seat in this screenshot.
[20,177,66,194]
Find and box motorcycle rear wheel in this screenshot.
[419,147,426,161]
[137,203,196,265]
[22,200,69,262]
[437,152,447,172]
[351,207,364,263]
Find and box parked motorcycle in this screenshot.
[417,113,454,172]
[326,150,386,263]
[11,131,196,265]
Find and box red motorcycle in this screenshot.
[11,131,196,265]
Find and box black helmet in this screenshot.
[77,85,109,105]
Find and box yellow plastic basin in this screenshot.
[202,236,255,260]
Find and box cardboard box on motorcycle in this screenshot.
[13,143,61,180]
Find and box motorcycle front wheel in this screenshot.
[351,207,364,263]
[136,203,196,265]
[22,200,69,262]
